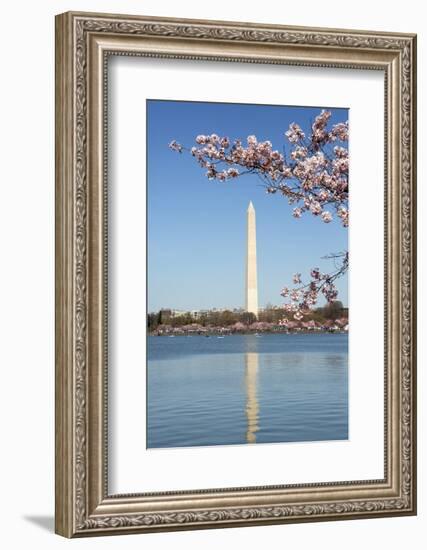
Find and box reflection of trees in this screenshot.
[245,351,259,444]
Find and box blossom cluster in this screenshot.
[169,110,349,227]
[280,252,349,320]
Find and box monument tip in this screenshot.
[247,201,255,212]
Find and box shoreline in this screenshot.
[148,329,348,337]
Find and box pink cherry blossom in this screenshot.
[293,273,302,284]
[168,140,182,153]
[321,211,333,223]
[285,123,306,143]
[195,135,208,144]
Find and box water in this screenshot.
[147,333,348,448]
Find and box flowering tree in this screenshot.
[169,109,349,319]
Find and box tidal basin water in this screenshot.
[147,333,348,448]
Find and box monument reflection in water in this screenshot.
[244,350,259,443]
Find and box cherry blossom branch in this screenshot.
[280,252,348,320]
[169,110,349,227]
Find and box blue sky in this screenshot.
[147,100,348,312]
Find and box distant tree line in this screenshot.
[147,302,347,331]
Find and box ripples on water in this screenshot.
[147,333,348,448]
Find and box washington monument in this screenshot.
[245,201,258,317]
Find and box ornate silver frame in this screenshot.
[55,11,417,537]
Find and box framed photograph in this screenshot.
[55,11,417,537]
